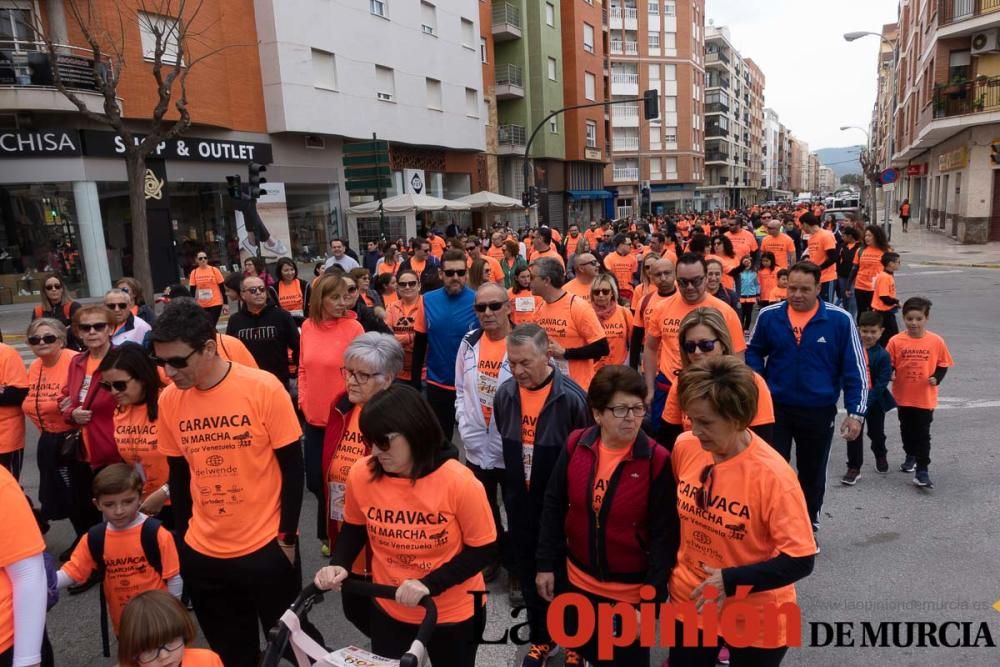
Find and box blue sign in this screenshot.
[880,168,898,184]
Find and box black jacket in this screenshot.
[225,304,300,383]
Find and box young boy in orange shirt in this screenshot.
[885,297,954,489]
[769,269,789,302]
[871,252,901,346]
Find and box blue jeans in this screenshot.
[836,276,857,318]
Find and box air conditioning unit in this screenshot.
[304,135,326,150]
[377,91,393,101]
[971,30,1000,55]
[421,24,434,35]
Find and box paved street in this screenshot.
[18,243,1000,666]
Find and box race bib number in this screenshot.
[477,372,499,409]
[197,289,213,302]
[328,482,346,522]
[552,357,570,375]
[515,297,536,313]
[289,309,304,318]
[522,444,534,485]
[78,376,91,403]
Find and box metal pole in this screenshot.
[374,132,386,242]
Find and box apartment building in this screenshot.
[763,107,792,199]
[606,0,706,217]
[0,0,269,296]
[789,137,805,193]
[890,0,1000,242]
[818,165,836,193]
[744,58,766,204]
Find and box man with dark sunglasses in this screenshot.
[105,288,151,347]
[409,248,478,440]
[563,253,600,303]
[151,298,322,665]
[225,276,300,389]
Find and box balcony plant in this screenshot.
[942,74,968,97]
[974,94,985,112]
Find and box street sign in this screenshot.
[882,182,895,192]
[880,168,898,184]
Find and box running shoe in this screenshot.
[320,542,330,558]
[913,470,934,489]
[899,456,916,473]
[841,468,861,486]
[875,456,889,474]
[717,645,731,664]
[563,649,583,666]
[521,643,554,667]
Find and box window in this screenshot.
[586,121,597,148]
[664,31,676,50]
[376,65,395,101]
[481,37,488,63]
[665,127,678,143]
[664,1,676,15]
[466,87,479,117]
[548,57,557,81]
[311,49,337,90]
[650,157,662,180]
[649,127,661,150]
[461,18,475,47]
[648,64,660,81]
[426,78,442,110]
[138,12,182,64]
[648,1,659,15]
[948,50,971,82]
[370,0,387,18]
[583,23,595,53]
[546,3,555,26]
[665,96,677,112]
[648,32,660,51]
[0,5,33,50]
[420,1,436,35]
[665,64,676,81]
[549,117,558,134]
[665,157,678,179]
[585,72,596,101]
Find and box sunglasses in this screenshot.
[474,301,506,313]
[592,288,613,296]
[363,431,399,451]
[682,338,720,354]
[27,334,58,345]
[696,464,715,510]
[242,286,267,295]
[106,302,129,310]
[149,346,202,369]
[397,280,418,288]
[99,379,131,392]
[78,322,109,333]
[677,276,705,288]
[45,283,63,291]
[197,256,208,260]
[443,269,467,277]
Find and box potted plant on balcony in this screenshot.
[974,94,986,112]
[942,74,968,97]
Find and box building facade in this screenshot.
[818,165,836,193]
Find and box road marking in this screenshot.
[895,269,963,276]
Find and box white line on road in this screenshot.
[895,269,964,276]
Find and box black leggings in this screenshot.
[0,449,24,481]
[559,581,649,666]
[68,462,102,537]
[855,289,873,316]
[203,305,223,326]
[370,601,480,667]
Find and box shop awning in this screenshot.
[567,190,613,201]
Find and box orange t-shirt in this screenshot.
[62,519,181,632]
[114,404,169,503]
[299,315,365,426]
[705,254,739,291]
[176,649,224,666]
[410,257,428,279]
[385,298,424,382]
[727,230,758,260]
[25,349,77,433]
[788,301,819,344]
[428,235,447,259]
[468,255,504,285]
[157,363,303,558]
[342,457,496,624]
[630,283,647,313]
[378,260,401,276]
[508,289,542,327]
[532,246,566,269]
[646,293,745,380]
[277,280,305,317]
[760,234,796,269]
[806,228,837,283]
[188,266,225,308]
[564,234,583,257]
[0,466,46,654]
[326,409,369,574]
[0,344,28,454]
[670,432,816,648]
[664,370,773,427]
[758,268,777,303]
[594,306,633,373]
[563,278,593,304]
[871,271,896,312]
[886,331,954,409]
[535,294,606,390]
[769,286,787,302]
[477,335,506,425]
[603,252,638,292]
[634,290,672,329]
[215,334,259,369]
[853,247,885,292]
[487,245,505,262]
[519,380,553,486]
[381,291,399,309]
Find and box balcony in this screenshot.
[610,40,639,56]
[706,75,730,89]
[938,0,1000,26]
[704,101,729,114]
[492,2,522,41]
[705,151,730,164]
[610,71,639,96]
[706,124,729,138]
[609,6,639,30]
[611,103,639,127]
[932,75,1000,118]
[705,50,731,68]
[495,64,524,100]
[611,135,639,151]
[0,42,111,114]
[613,166,640,181]
[497,124,526,154]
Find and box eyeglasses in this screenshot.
[364,431,400,451]
[341,367,382,384]
[27,334,59,345]
[465,246,477,252]
[607,404,647,418]
[474,301,506,313]
[196,256,208,261]
[242,286,267,295]
[592,288,613,296]
[98,378,132,392]
[106,302,130,311]
[45,283,63,291]
[398,280,418,288]
[677,276,705,288]
[695,464,715,511]
[136,638,185,664]
[682,338,720,354]
[149,346,202,369]
[443,269,467,277]
[580,260,600,267]
[346,286,359,294]
[78,322,109,333]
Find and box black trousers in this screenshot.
[467,462,512,572]
[668,621,788,667]
[847,403,887,469]
[180,539,323,667]
[898,407,934,470]
[771,404,836,527]
[820,280,836,303]
[740,302,756,331]
[204,305,223,326]
[0,449,24,481]
[36,432,74,521]
[426,383,457,441]
[343,573,373,638]
[560,581,649,666]
[302,423,326,540]
[878,310,899,347]
[68,462,101,537]
[854,289,873,316]
[370,600,479,667]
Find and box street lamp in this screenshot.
[839,125,869,141]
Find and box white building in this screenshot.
[763,107,779,197]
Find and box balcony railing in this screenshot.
[492,2,522,40]
[704,102,729,114]
[706,125,729,138]
[612,137,639,151]
[609,6,639,29]
[938,0,1000,25]
[610,72,639,85]
[0,42,110,91]
[498,124,526,147]
[932,75,1000,118]
[705,151,730,163]
[613,166,640,181]
[496,63,522,88]
[706,49,731,65]
[706,76,730,89]
[610,40,639,55]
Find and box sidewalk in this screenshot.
[892,223,1000,268]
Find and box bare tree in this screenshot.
[38,0,238,297]
[858,150,882,229]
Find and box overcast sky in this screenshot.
[705,0,899,153]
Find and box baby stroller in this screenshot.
[259,580,437,667]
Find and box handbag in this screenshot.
[58,374,97,463]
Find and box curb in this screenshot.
[916,260,1000,270]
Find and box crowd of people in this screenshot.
[0,201,954,667]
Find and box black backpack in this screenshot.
[87,518,164,656]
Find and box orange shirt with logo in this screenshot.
[62,519,181,632]
[215,334,259,369]
[277,280,305,317]
[508,289,543,327]
[727,230,758,259]
[518,381,552,486]
[188,265,225,308]
[806,228,837,283]
[157,363,303,558]
[0,344,28,454]
[594,305,633,373]
[0,466,46,654]
[534,294,606,390]
[853,247,885,292]
[646,294,745,380]
[476,335,506,425]
[788,301,819,344]
[871,271,896,312]
[114,404,169,503]
[326,409,369,574]
[428,235,447,259]
[664,370,773,427]
[385,298,424,382]
[634,290,671,329]
[563,278,593,304]
[342,457,496,624]
[760,234,796,269]
[299,315,365,426]
[25,349,76,433]
[886,331,954,409]
[670,432,816,648]
[603,253,638,293]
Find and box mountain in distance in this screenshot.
[815,146,865,180]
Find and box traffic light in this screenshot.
[992,140,1000,165]
[226,175,243,200]
[248,162,267,199]
[641,186,651,216]
[643,89,659,120]
[522,191,531,208]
